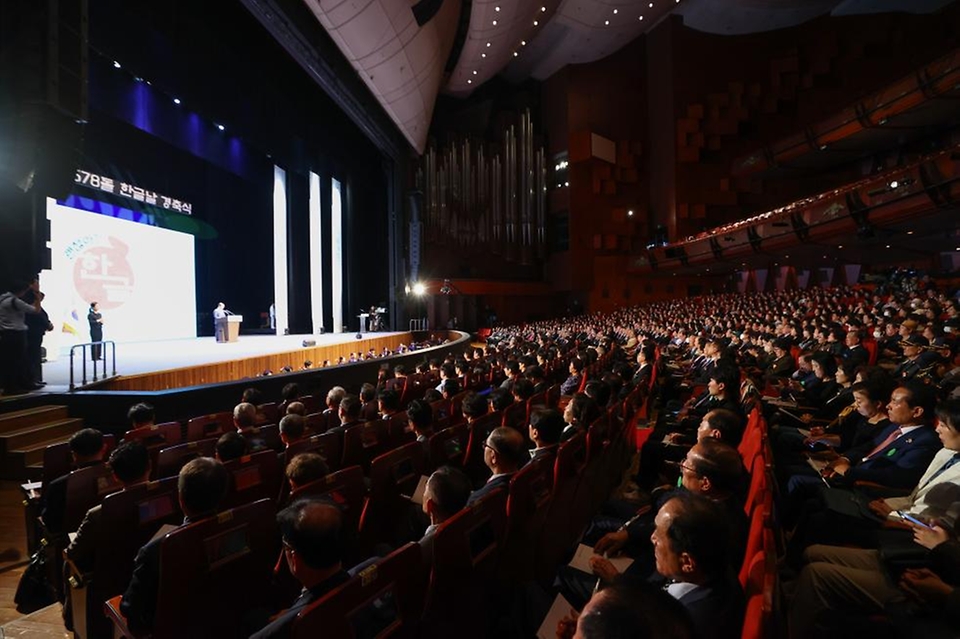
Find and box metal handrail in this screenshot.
[69,341,118,390]
[409,318,429,331]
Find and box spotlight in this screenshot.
[217,123,225,131]
[113,60,121,69]
[412,282,426,296]
[627,210,634,216]
[173,97,181,105]
[889,180,899,189]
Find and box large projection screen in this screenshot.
[41,198,197,357]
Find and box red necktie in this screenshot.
[863,428,903,461]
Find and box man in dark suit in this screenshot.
[841,330,869,369]
[62,441,152,629]
[120,457,229,634]
[763,337,796,382]
[528,408,564,463]
[590,492,744,639]
[788,381,942,553]
[326,395,364,435]
[467,427,526,506]
[41,428,107,536]
[419,466,472,563]
[250,498,350,639]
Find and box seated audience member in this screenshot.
[841,329,869,370]
[250,499,349,639]
[385,365,407,392]
[62,440,151,622]
[557,582,696,639]
[460,391,489,425]
[631,345,656,389]
[323,386,346,418]
[285,453,330,493]
[894,333,931,380]
[584,379,613,411]
[787,382,943,553]
[359,383,379,421]
[560,358,585,396]
[42,428,107,535]
[406,399,434,452]
[561,393,600,442]
[284,401,306,417]
[500,360,521,391]
[488,388,514,413]
[420,466,472,562]
[790,518,960,637]
[422,388,443,404]
[377,389,402,420]
[511,377,535,404]
[467,427,527,506]
[279,382,300,411]
[525,365,549,394]
[590,492,744,639]
[215,431,248,462]
[279,414,307,448]
[329,394,363,434]
[120,457,230,633]
[763,337,796,382]
[440,378,460,401]
[529,408,564,462]
[125,402,156,435]
[233,402,260,434]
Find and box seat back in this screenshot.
[292,543,426,639]
[152,499,279,638]
[123,422,183,447]
[247,423,282,453]
[73,478,181,639]
[360,442,425,549]
[42,434,117,491]
[155,439,217,479]
[743,456,768,517]
[221,450,282,509]
[425,489,507,637]
[427,423,468,471]
[258,402,280,424]
[501,459,552,580]
[462,413,502,486]
[501,401,528,432]
[185,412,232,442]
[63,463,123,533]
[341,421,391,471]
[538,432,586,579]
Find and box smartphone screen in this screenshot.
[897,510,933,529]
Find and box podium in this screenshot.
[357,313,368,335]
[226,315,243,342]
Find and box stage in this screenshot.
[38,332,407,393]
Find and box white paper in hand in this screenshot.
[537,593,574,639]
[410,475,429,505]
[568,544,634,575]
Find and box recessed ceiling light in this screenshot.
[639,15,644,20]
[481,53,486,57]
[613,8,618,13]
[492,20,497,25]
[486,42,491,47]
[604,20,609,25]
[541,6,546,11]
[472,70,478,75]
[113,60,121,68]
[627,210,634,216]
[513,51,518,56]
[649,2,654,7]
[173,97,181,105]
[216,123,225,131]
[534,20,538,25]
[495,5,500,10]
[521,40,526,45]
[467,79,472,84]
[907,230,914,235]
[886,245,891,249]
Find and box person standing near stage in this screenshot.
[214,302,228,342]
[24,281,53,386]
[0,279,42,395]
[88,302,104,361]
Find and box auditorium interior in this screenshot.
[2,0,960,637]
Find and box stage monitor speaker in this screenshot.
[302,339,316,347]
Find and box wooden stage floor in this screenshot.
[35,332,405,393]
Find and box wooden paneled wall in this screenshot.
[99,333,420,391]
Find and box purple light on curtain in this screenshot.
[132,81,154,134]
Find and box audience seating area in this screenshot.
[17,270,960,638]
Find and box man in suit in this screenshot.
[788,381,942,553]
[467,427,526,506]
[763,337,795,382]
[419,466,472,563]
[529,408,564,463]
[41,428,107,536]
[841,330,869,369]
[406,399,434,455]
[590,492,744,639]
[631,345,656,389]
[326,395,364,435]
[120,457,229,633]
[789,398,960,637]
[251,498,350,639]
[62,441,152,628]
[562,582,695,639]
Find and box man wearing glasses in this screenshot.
[250,498,349,639]
[467,427,527,506]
